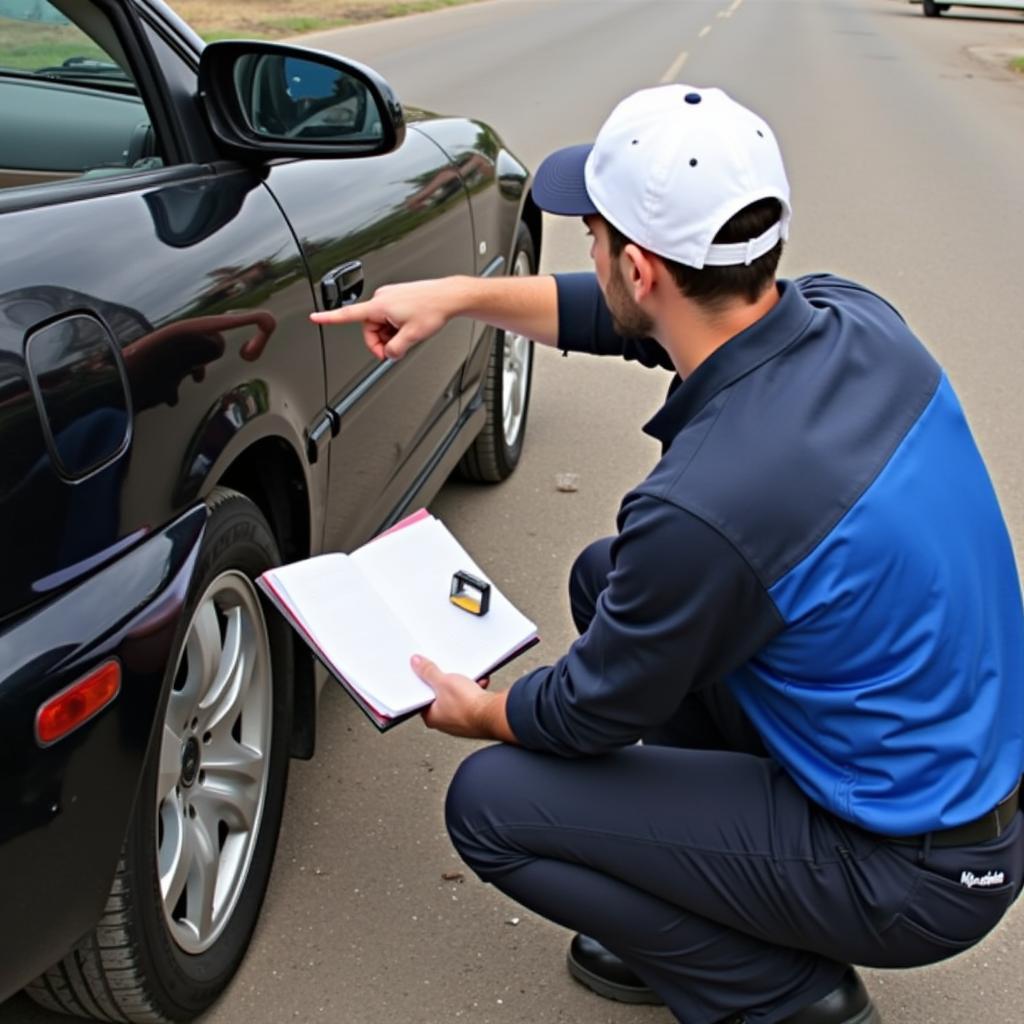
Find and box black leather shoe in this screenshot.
[566,934,664,1005]
[780,968,881,1024]
[567,937,880,1024]
[721,969,881,1024]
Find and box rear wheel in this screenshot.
[922,0,944,15]
[26,487,293,1022]
[458,222,536,483]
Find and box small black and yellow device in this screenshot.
[450,570,491,616]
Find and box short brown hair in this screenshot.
[606,198,783,309]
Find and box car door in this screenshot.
[0,0,325,995]
[263,123,478,552]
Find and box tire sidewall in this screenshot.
[493,224,536,474]
[124,490,292,1018]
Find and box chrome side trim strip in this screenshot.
[480,255,506,278]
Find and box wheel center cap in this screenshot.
[180,736,200,787]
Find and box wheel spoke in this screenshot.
[169,601,222,730]
[191,786,256,836]
[199,607,249,734]
[158,792,191,912]
[187,806,220,940]
[196,744,263,833]
[204,740,264,787]
[157,723,182,803]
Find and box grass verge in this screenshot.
[174,0,482,40]
[1011,56,1024,74]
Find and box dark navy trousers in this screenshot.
[445,538,1024,1024]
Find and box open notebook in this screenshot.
[257,510,538,730]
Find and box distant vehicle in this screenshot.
[0,0,541,1019]
[913,0,1024,16]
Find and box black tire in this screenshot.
[458,222,536,483]
[922,0,943,15]
[25,487,293,1022]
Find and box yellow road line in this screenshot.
[659,48,689,83]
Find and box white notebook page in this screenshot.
[351,515,537,680]
[267,553,435,717]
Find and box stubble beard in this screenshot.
[607,260,655,339]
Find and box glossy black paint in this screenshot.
[0,505,206,998]
[0,169,326,619]
[0,0,536,1004]
[262,126,478,549]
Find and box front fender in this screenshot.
[0,504,206,1001]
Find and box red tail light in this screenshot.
[36,660,121,746]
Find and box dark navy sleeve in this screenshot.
[505,494,784,756]
[555,273,675,370]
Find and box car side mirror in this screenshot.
[198,40,405,159]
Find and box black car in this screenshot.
[0,1,541,1019]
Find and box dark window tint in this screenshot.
[0,0,164,189]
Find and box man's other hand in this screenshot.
[310,278,466,361]
[412,654,517,743]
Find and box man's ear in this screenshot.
[621,243,656,301]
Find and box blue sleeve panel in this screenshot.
[555,272,675,370]
[509,271,1024,834]
[505,496,784,757]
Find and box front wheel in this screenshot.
[458,222,536,483]
[922,0,944,15]
[26,487,293,1022]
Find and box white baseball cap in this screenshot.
[532,85,791,269]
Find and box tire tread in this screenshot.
[458,332,505,482]
[26,856,165,1022]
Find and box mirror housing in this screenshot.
[198,40,405,159]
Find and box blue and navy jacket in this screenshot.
[505,272,1024,836]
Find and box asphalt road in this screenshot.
[6,1,1024,1022]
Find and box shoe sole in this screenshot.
[846,1001,883,1024]
[566,950,665,1006]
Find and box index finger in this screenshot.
[310,300,378,326]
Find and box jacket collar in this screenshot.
[643,279,815,446]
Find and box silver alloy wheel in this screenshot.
[156,571,272,954]
[501,249,534,448]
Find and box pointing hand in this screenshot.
[311,279,463,361]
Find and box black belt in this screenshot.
[873,780,1020,849]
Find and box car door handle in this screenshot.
[321,260,364,310]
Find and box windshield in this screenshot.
[0,0,131,81]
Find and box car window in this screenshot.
[0,0,165,191]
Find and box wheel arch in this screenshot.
[518,189,543,270]
[215,437,318,759]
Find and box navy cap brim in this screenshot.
[532,143,597,216]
